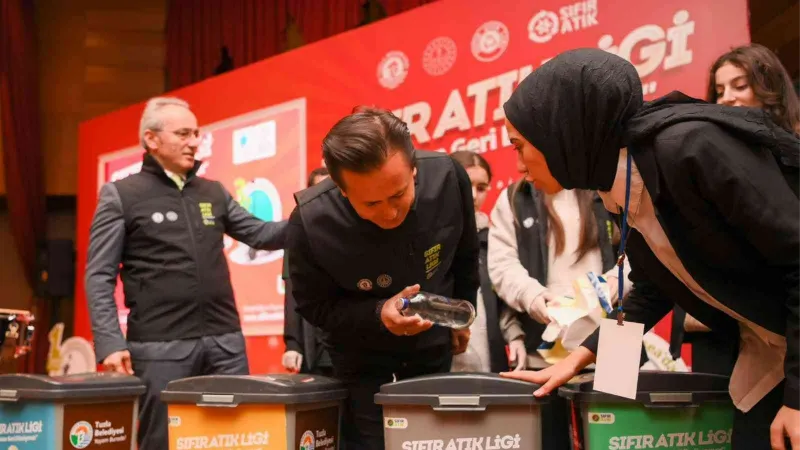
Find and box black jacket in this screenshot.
[583,121,799,408]
[285,150,480,354]
[85,153,288,361]
[282,254,331,372]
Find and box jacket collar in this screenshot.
[140,152,202,185]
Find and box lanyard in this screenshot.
[616,151,633,325]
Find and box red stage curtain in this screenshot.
[165,0,441,91]
[378,0,439,17]
[0,0,47,373]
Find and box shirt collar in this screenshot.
[164,169,185,181]
[596,148,645,216]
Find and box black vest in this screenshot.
[114,154,240,341]
[293,150,467,352]
[507,181,616,352]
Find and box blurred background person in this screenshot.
[488,142,630,370]
[448,150,514,373]
[282,167,332,375]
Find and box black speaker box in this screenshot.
[35,239,75,298]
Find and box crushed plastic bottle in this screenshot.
[398,292,476,330]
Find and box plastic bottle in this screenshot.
[398,292,476,330]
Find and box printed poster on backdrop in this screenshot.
[97,99,306,337]
[83,0,748,349]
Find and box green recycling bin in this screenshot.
[558,371,735,450]
[160,373,347,450]
[374,372,548,449]
[0,372,145,450]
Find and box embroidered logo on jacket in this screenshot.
[199,202,215,226]
[424,244,442,279]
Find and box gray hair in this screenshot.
[139,96,190,149]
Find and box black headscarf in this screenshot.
[503,48,800,191]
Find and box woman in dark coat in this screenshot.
[499,48,799,449]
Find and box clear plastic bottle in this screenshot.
[398,292,476,330]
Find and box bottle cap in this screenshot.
[398,298,410,310]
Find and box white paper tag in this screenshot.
[593,318,644,400]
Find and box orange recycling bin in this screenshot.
[161,373,347,450]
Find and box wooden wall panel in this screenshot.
[0,111,4,194]
[34,0,166,196]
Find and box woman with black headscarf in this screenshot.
[499,48,799,449]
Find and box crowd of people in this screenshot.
[86,43,799,450]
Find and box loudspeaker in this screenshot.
[35,239,75,298]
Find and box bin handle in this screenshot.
[195,394,239,408]
[643,403,700,409]
[0,390,19,402]
[196,402,240,408]
[644,392,699,409]
[435,395,484,412]
[432,406,487,412]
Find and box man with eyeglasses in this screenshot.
[85,96,288,449]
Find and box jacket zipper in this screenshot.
[180,193,203,327]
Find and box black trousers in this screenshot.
[732,380,791,449]
[329,344,453,450]
[129,332,250,450]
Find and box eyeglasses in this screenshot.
[154,128,201,140]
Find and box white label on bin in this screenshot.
[384,418,408,429]
[588,412,615,424]
[169,416,182,427]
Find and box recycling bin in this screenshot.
[558,371,735,450]
[161,373,347,450]
[374,372,548,450]
[0,372,145,450]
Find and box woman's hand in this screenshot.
[771,406,800,450]
[508,338,528,371]
[528,291,558,324]
[500,346,595,397]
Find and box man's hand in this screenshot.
[508,338,527,371]
[451,328,470,355]
[102,350,133,375]
[770,406,800,450]
[281,351,303,373]
[381,284,434,336]
[528,291,557,324]
[500,346,594,397]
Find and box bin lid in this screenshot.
[0,372,145,402]
[558,371,731,405]
[160,373,347,406]
[374,372,547,410]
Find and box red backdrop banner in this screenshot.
[76,0,750,374]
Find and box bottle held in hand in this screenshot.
[398,292,476,330]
